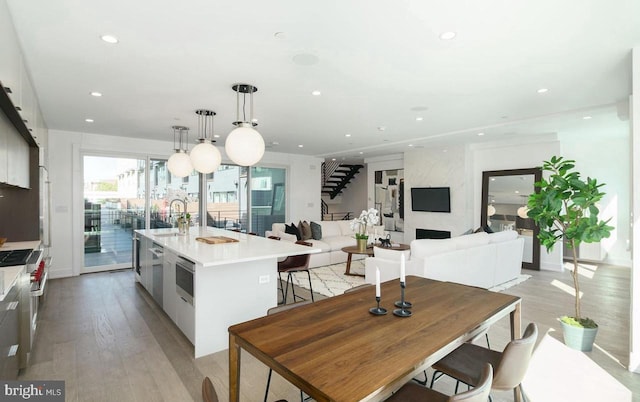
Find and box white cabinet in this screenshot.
[0,111,8,183]
[161,248,194,343]
[175,292,195,344]
[5,126,29,188]
[163,250,177,322]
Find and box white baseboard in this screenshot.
[629,352,640,373]
[540,262,564,272]
[48,268,74,279]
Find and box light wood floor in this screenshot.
[20,263,639,401]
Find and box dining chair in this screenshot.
[203,375,289,402]
[264,301,313,402]
[430,322,538,401]
[386,363,493,402]
[278,240,314,304]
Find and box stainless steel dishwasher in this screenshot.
[149,243,164,308]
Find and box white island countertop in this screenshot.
[135,227,320,267]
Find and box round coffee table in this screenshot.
[341,244,410,276]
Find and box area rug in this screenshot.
[291,262,531,298]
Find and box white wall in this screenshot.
[47,129,321,278]
[559,124,631,267]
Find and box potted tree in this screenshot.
[527,156,613,351]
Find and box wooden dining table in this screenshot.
[228,276,522,402]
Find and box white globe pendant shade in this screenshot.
[190,142,222,174]
[225,123,265,166]
[487,204,496,217]
[167,150,193,177]
[517,205,529,219]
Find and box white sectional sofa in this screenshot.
[270,221,384,268]
[364,230,524,289]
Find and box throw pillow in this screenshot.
[284,223,301,240]
[310,221,322,240]
[285,222,302,240]
[299,220,312,240]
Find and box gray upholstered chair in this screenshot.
[431,322,538,400]
[387,363,493,402]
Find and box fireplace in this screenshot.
[416,228,451,240]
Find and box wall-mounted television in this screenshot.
[411,187,451,213]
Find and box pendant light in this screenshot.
[225,83,265,166]
[190,109,222,174]
[167,125,193,177]
[517,195,529,218]
[487,204,496,217]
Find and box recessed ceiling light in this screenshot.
[477,132,485,136]
[271,141,279,145]
[537,88,549,94]
[331,158,336,161]
[491,178,496,181]
[311,90,321,96]
[100,35,119,44]
[442,149,448,153]
[85,118,94,123]
[408,144,414,147]
[515,190,520,194]
[345,134,351,137]
[439,31,457,40]
[298,144,304,148]
[583,116,592,120]
[90,91,102,97]
[415,117,423,121]
[213,134,220,138]
[359,152,363,155]
[377,126,386,131]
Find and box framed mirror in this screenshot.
[481,168,542,270]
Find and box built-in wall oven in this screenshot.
[175,257,194,305]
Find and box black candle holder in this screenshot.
[369,296,387,315]
[393,281,412,317]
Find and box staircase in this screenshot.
[321,162,364,200]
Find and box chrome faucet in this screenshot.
[169,198,188,227]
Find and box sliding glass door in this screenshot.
[83,155,146,271]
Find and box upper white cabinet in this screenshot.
[0,111,8,183]
[5,125,30,188]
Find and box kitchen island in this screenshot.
[134,227,320,358]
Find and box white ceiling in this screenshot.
[6,0,640,160]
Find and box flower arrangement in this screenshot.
[350,208,380,240]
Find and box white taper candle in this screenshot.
[375,267,381,298]
[400,252,406,283]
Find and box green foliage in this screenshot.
[95,181,117,191]
[561,316,598,329]
[527,156,613,321]
[527,156,613,253]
